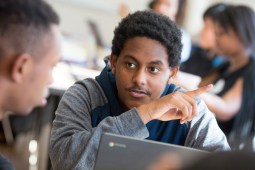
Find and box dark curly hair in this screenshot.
[0,0,59,60]
[111,10,182,67]
[211,5,255,55]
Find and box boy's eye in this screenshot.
[126,63,136,69]
[149,67,160,73]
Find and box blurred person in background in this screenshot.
[0,0,61,169]
[177,4,255,150]
[180,3,227,77]
[118,3,130,18]
[200,5,255,150]
[148,0,192,63]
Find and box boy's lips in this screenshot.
[128,89,149,98]
[41,88,49,106]
[41,97,47,106]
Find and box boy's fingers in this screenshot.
[186,84,213,98]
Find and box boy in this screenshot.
[50,11,229,170]
[0,0,61,168]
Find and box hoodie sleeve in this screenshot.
[49,79,148,170]
[184,98,230,151]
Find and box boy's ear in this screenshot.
[11,54,32,83]
[170,66,179,78]
[168,66,179,83]
[110,54,118,75]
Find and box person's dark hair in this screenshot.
[148,0,187,26]
[203,3,226,20]
[0,0,59,60]
[212,5,255,54]
[175,0,187,26]
[148,0,157,10]
[111,10,182,67]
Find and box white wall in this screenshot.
[45,0,120,45]
[46,0,148,45]
[46,0,255,45]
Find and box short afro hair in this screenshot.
[0,0,59,60]
[111,10,182,67]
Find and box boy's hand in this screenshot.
[138,84,213,124]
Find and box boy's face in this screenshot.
[111,37,177,110]
[6,25,61,115]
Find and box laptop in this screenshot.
[94,133,210,170]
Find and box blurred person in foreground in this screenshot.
[0,0,61,169]
[49,10,229,170]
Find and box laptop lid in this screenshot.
[94,133,209,170]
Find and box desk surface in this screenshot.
[50,62,101,95]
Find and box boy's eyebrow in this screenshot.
[124,54,164,65]
[149,60,164,66]
[124,54,137,62]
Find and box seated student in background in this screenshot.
[177,4,255,150]
[199,4,255,150]
[49,11,229,170]
[148,0,192,63]
[180,3,227,77]
[0,0,61,169]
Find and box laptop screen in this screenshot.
[94,133,209,170]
